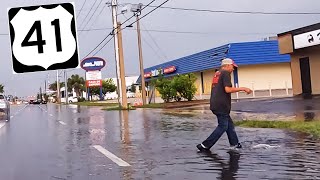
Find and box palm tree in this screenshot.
[67,74,85,97]
[0,84,4,93]
[48,81,65,91]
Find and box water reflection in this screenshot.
[201,151,240,180]
[119,110,133,180]
[303,105,315,121]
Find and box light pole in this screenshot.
[130,3,147,105]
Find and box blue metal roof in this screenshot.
[227,40,290,65]
[137,40,290,83]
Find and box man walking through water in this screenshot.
[197,58,252,151]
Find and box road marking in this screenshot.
[0,123,5,129]
[93,145,131,167]
[49,114,53,117]
[59,121,67,125]
[10,104,29,119]
[37,105,48,112]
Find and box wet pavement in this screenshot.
[0,102,320,179]
[183,95,320,121]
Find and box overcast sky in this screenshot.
[1,0,320,97]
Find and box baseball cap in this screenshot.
[221,58,238,67]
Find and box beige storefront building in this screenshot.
[139,40,292,99]
[278,23,320,95]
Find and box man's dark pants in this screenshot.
[202,111,239,149]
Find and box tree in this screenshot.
[67,74,85,97]
[0,84,4,93]
[48,81,65,91]
[90,79,117,95]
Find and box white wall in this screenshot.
[238,63,292,90]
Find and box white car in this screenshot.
[104,92,135,100]
[0,94,10,121]
[61,95,78,103]
[104,92,118,100]
[126,92,135,98]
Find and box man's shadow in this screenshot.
[200,150,240,180]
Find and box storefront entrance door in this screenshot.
[299,57,312,94]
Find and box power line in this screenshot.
[77,0,87,18]
[82,0,162,58]
[83,32,113,58]
[87,3,108,31]
[79,0,104,33]
[120,0,156,26]
[141,33,167,61]
[139,22,168,60]
[78,27,276,35]
[92,36,114,56]
[78,0,99,29]
[122,13,167,60]
[146,6,320,15]
[91,0,170,57]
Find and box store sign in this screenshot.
[86,71,102,80]
[144,66,176,78]
[81,57,106,71]
[293,29,320,49]
[86,80,102,87]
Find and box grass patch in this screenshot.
[73,101,118,107]
[235,120,320,138]
[102,105,136,111]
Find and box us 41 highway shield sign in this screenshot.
[8,2,80,73]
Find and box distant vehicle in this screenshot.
[61,94,78,103]
[104,92,118,100]
[29,99,46,104]
[0,94,10,121]
[29,100,35,104]
[104,91,135,100]
[126,91,135,98]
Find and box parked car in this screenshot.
[104,91,135,100]
[126,91,135,98]
[104,92,118,100]
[0,94,10,121]
[61,94,78,103]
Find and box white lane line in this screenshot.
[0,123,5,129]
[10,104,29,119]
[93,145,131,167]
[37,105,48,112]
[49,114,53,117]
[59,121,67,125]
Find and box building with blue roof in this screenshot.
[137,40,291,97]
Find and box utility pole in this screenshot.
[111,0,128,109]
[56,70,60,103]
[39,86,42,100]
[135,10,147,105]
[65,70,68,104]
[117,22,128,108]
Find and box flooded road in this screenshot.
[0,103,319,179]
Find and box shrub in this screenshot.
[171,74,197,101]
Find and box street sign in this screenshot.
[86,71,102,81]
[86,80,102,87]
[80,57,106,71]
[8,3,79,73]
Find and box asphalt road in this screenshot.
[0,103,320,180]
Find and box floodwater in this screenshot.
[0,102,319,179]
